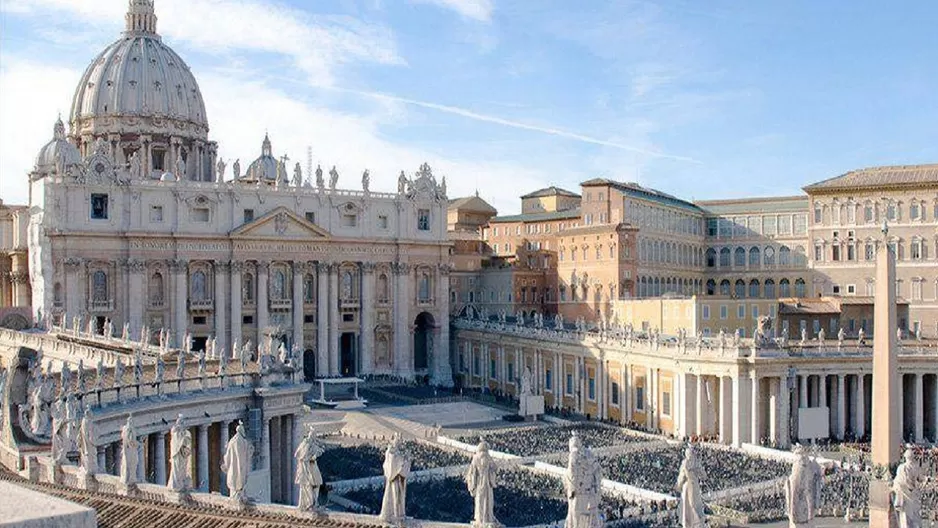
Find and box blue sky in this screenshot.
[1,0,936,214]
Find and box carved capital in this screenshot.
[392,262,412,276]
[214,260,230,273]
[229,260,244,273]
[255,260,270,273]
[437,262,453,276]
[291,261,305,275]
[168,259,188,273]
[9,271,30,284]
[63,257,84,271]
[361,262,377,274]
[128,259,147,273]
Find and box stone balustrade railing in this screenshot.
[0,328,141,371]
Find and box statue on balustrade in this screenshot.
[197,348,207,378]
[563,432,602,528]
[168,414,192,492]
[86,316,95,336]
[817,328,826,347]
[65,392,80,447]
[114,357,125,388]
[176,349,186,380]
[240,340,251,372]
[222,421,254,505]
[155,355,165,396]
[857,327,866,346]
[295,425,325,511]
[893,447,923,528]
[76,359,86,393]
[466,438,499,528]
[60,362,72,393]
[72,315,81,336]
[218,348,228,378]
[134,351,143,385]
[27,374,52,436]
[328,166,339,190]
[95,357,104,391]
[785,445,822,528]
[104,318,113,339]
[278,341,289,365]
[50,397,68,464]
[78,405,97,475]
[675,444,706,528]
[379,435,411,525]
[121,323,130,342]
[120,415,139,488]
[206,336,214,360]
[316,165,325,190]
[837,327,845,348]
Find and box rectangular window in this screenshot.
[490,359,497,379]
[846,284,856,295]
[566,373,573,395]
[847,244,855,261]
[242,315,254,324]
[815,244,823,262]
[545,369,552,391]
[707,218,718,237]
[149,205,163,222]
[702,305,710,320]
[243,208,254,223]
[305,211,316,223]
[752,305,759,319]
[473,355,480,376]
[417,209,431,231]
[588,377,596,400]
[720,305,728,319]
[832,245,840,261]
[91,193,109,219]
[737,304,745,318]
[662,392,671,416]
[611,382,620,405]
[304,314,315,324]
[378,215,389,229]
[635,386,645,411]
[763,216,777,235]
[507,362,514,382]
[191,207,210,222]
[192,316,207,325]
[793,214,807,235]
[341,214,357,227]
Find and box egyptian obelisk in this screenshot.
[868,225,900,528]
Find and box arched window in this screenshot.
[749,247,760,267]
[272,269,286,300]
[706,279,716,296]
[734,247,746,267]
[377,274,389,302]
[720,279,731,296]
[376,336,389,364]
[764,279,776,299]
[779,278,791,297]
[864,202,874,223]
[418,272,431,301]
[304,274,315,303]
[149,272,164,304]
[341,270,353,300]
[793,245,807,266]
[243,273,255,303]
[719,248,731,267]
[53,282,62,304]
[749,279,760,299]
[705,248,716,268]
[735,279,746,298]
[191,270,207,300]
[92,270,108,302]
[779,246,791,266]
[764,246,776,266]
[794,278,806,297]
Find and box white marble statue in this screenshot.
[278,341,289,364]
[362,169,370,193]
[837,327,845,348]
[817,328,826,347]
[295,425,325,511]
[216,157,226,182]
[121,322,130,341]
[397,170,407,194]
[176,349,186,380]
[675,444,706,528]
[520,366,533,397]
[233,158,240,179]
[104,317,113,339]
[95,356,105,391]
[800,327,808,346]
[168,414,192,492]
[316,165,325,190]
[379,436,411,524]
[29,376,51,436]
[785,445,822,528]
[78,406,97,475]
[221,420,254,504]
[120,415,139,487]
[50,397,68,464]
[893,447,922,528]
[857,327,866,345]
[466,438,499,528]
[65,392,80,446]
[563,432,602,528]
[328,165,339,190]
[174,152,186,180]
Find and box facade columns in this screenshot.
[733,374,750,447]
[64,258,83,318]
[836,374,846,440]
[155,432,167,485]
[695,374,705,437]
[750,375,761,445]
[914,373,924,443]
[681,373,695,439]
[128,260,145,338]
[256,261,269,344]
[392,263,411,377]
[778,375,791,448]
[720,376,732,444]
[855,373,866,438]
[214,262,228,357]
[291,262,304,355]
[799,374,808,409]
[360,263,375,376]
[219,421,230,496]
[261,418,271,470]
[229,261,243,355]
[282,416,293,503]
[434,265,452,385]
[197,424,209,491]
[136,436,145,483]
[171,259,188,348]
[316,262,329,377]
[270,416,281,502]
[328,264,339,376]
[819,374,827,408]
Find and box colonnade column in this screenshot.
[197,425,209,491]
[256,261,269,345]
[171,259,188,348]
[283,416,293,503]
[597,359,606,420]
[933,375,938,443]
[681,373,694,439]
[291,262,304,356]
[360,263,375,376]
[97,446,106,473]
[855,373,866,438]
[749,375,761,445]
[229,262,243,356]
[128,260,145,338]
[392,263,410,377]
[136,436,145,483]
[155,432,167,485]
[328,264,339,376]
[316,262,329,377]
[819,374,827,408]
[719,377,732,444]
[836,374,846,440]
[799,374,808,409]
[214,262,228,357]
[768,379,779,445]
[733,374,750,447]
[778,375,791,448]
[261,418,271,471]
[219,421,230,496]
[914,373,924,443]
[695,375,705,437]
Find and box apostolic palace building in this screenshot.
[2,3,938,519]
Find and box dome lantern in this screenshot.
[125,0,158,36]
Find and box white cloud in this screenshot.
[411,0,494,22]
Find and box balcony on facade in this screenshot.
[88,299,114,312]
[189,298,214,311]
[269,298,292,310]
[339,298,360,309]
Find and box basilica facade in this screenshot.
[22,0,453,384]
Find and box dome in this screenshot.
[34,117,82,172]
[69,1,208,139]
[241,134,283,183]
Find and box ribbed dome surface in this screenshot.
[35,118,82,170]
[69,12,208,136]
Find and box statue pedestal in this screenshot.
[518,395,544,418]
[77,469,97,492]
[868,479,899,528]
[167,489,192,504]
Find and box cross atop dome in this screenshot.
[125,0,158,36]
[53,115,66,141]
[261,133,272,156]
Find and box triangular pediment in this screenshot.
[231,206,331,239]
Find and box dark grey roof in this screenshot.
[804,164,938,192]
[580,178,702,213]
[521,186,580,199]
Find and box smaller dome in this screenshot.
[34,117,82,171]
[241,133,282,183]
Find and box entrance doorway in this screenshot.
[340,333,357,376]
[303,349,316,381]
[192,336,207,353]
[413,312,434,371]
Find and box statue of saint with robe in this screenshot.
[120,415,139,488]
[50,398,68,464]
[563,432,602,528]
[675,444,706,528]
[78,406,97,475]
[466,438,499,528]
[893,447,923,528]
[221,420,254,504]
[295,426,325,511]
[168,414,192,492]
[785,445,822,528]
[379,436,411,524]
